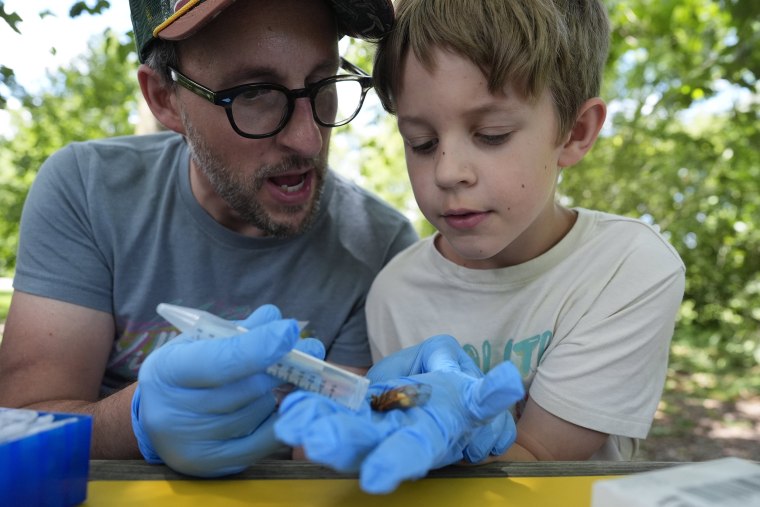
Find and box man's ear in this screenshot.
[137,64,186,134]
[557,97,606,168]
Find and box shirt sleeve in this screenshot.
[528,237,685,439]
[13,144,114,313]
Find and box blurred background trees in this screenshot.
[568,0,760,394]
[0,1,758,394]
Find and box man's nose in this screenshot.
[276,97,324,157]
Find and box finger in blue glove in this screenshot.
[132,304,322,477]
[462,409,518,463]
[367,335,483,382]
[276,391,381,472]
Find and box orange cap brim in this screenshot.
[154,0,236,41]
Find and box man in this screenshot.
[0,0,416,462]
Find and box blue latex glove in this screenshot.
[132,304,325,477]
[366,334,484,382]
[275,351,524,494]
[366,334,519,463]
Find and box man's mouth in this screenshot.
[270,173,307,193]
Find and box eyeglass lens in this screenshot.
[230,79,365,136]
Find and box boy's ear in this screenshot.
[557,97,606,168]
[137,64,186,134]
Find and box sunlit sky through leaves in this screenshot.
[1,2,132,92]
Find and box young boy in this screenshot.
[366,0,685,460]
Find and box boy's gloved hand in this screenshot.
[365,334,484,382]
[365,334,519,462]
[131,304,325,477]
[275,350,524,494]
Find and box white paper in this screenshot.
[592,458,760,507]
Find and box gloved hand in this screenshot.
[366,334,483,382]
[366,334,520,463]
[275,346,524,494]
[132,304,325,477]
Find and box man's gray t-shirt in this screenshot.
[14,132,417,395]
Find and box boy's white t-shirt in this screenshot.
[366,208,685,460]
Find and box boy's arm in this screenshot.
[497,397,608,461]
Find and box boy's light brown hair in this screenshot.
[373,0,610,142]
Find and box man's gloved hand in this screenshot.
[275,338,524,494]
[131,304,325,477]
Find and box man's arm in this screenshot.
[0,291,141,458]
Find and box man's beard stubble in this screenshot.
[183,118,326,238]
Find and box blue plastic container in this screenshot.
[0,410,92,507]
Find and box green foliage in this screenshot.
[0,29,138,273]
[0,288,10,324]
[0,3,23,108]
[562,0,760,376]
[69,1,111,18]
[0,3,23,33]
[0,2,113,109]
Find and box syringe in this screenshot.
[156,303,369,411]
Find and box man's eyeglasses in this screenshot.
[168,58,373,139]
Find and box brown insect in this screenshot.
[370,383,432,412]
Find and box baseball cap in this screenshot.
[130,0,395,63]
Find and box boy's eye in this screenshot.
[477,132,512,145]
[407,138,438,154]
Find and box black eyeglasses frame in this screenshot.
[168,58,373,139]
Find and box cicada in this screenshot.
[370,383,432,412]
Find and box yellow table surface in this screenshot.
[85,475,607,506]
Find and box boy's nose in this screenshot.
[434,148,477,188]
